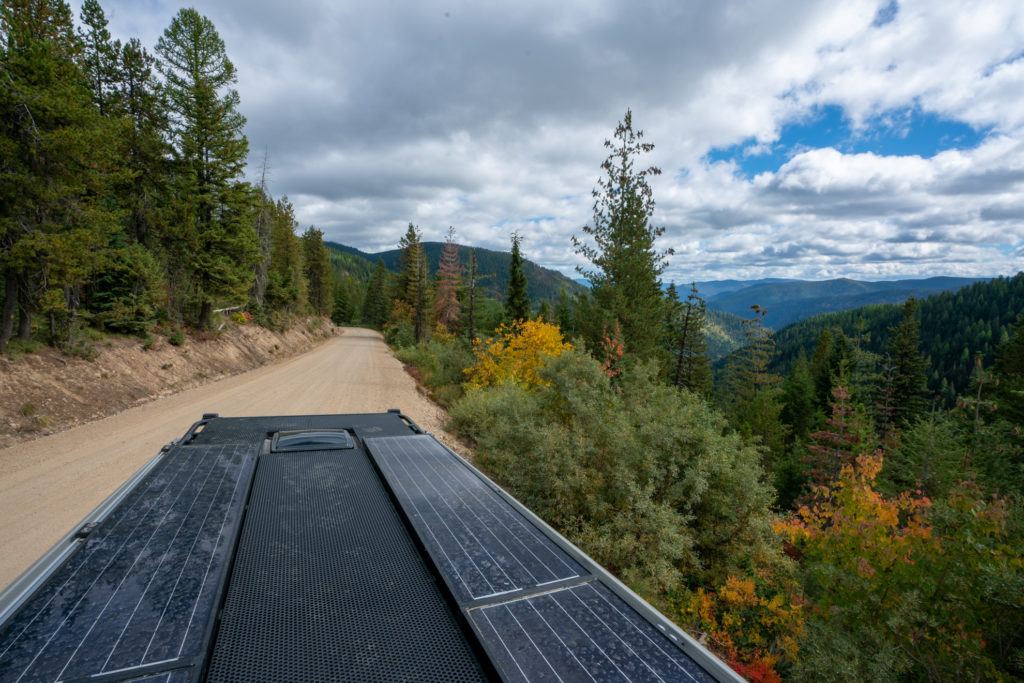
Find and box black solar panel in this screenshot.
[0,443,256,682]
[366,435,585,604]
[366,435,725,683]
[470,582,716,682]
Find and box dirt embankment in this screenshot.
[0,319,336,449]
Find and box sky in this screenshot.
[78,0,1024,282]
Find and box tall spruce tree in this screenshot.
[434,227,461,332]
[397,223,423,307]
[413,250,430,343]
[670,283,712,395]
[77,0,118,115]
[572,109,672,363]
[505,233,529,323]
[301,227,332,316]
[156,8,256,328]
[362,260,389,328]
[884,297,930,428]
[463,249,478,344]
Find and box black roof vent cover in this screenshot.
[271,429,354,452]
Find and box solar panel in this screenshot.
[366,434,728,683]
[470,582,717,683]
[0,443,256,682]
[366,435,586,604]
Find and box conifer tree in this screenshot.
[727,306,788,468]
[397,223,423,307]
[991,314,1024,427]
[670,283,712,395]
[301,227,332,316]
[331,282,351,325]
[782,350,816,441]
[556,288,573,334]
[114,37,170,246]
[156,8,255,327]
[0,0,119,350]
[572,109,672,363]
[434,227,461,332]
[463,249,478,344]
[802,385,878,496]
[362,260,389,328]
[505,233,529,323]
[884,297,930,428]
[413,250,430,343]
[77,0,118,115]
[263,197,306,316]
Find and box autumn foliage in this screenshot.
[464,318,572,389]
[681,576,803,683]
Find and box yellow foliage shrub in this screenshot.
[465,318,572,389]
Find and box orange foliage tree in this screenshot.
[680,575,803,683]
[465,319,572,389]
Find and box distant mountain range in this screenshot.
[326,241,585,303]
[699,277,989,329]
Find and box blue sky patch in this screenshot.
[706,104,989,178]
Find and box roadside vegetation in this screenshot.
[1,1,344,357]
[383,112,1024,681]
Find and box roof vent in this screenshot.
[272,430,355,453]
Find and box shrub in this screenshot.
[451,348,786,593]
[395,337,474,407]
[464,319,572,389]
[168,329,185,346]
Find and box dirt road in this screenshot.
[0,327,453,588]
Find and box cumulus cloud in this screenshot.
[82,0,1024,280]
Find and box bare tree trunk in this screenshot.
[0,271,18,352]
[17,279,32,341]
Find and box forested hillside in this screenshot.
[706,276,987,329]
[771,273,1024,402]
[0,1,347,355]
[328,241,584,303]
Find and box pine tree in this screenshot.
[113,37,170,246]
[727,306,788,468]
[802,385,878,496]
[413,250,430,343]
[263,197,306,317]
[156,8,255,328]
[556,288,573,334]
[670,283,712,395]
[301,227,333,316]
[362,260,389,328]
[0,0,119,350]
[782,350,816,441]
[463,249,478,344]
[991,314,1024,427]
[434,227,461,332]
[885,297,931,428]
[331,282,351,325]
[505,232,529,323]
[397,223,423,307]
[572,109,672,363]
[77,0,118,115]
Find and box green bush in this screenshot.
[449,348,785,599]
[395,338,473,406]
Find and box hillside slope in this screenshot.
[328,241,584,302]
[708,276,988,328]
[771,273,1024,401]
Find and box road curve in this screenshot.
[0,327,453,588]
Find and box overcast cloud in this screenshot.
[80,0,1024,280]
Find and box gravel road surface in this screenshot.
[0,327,453,588]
